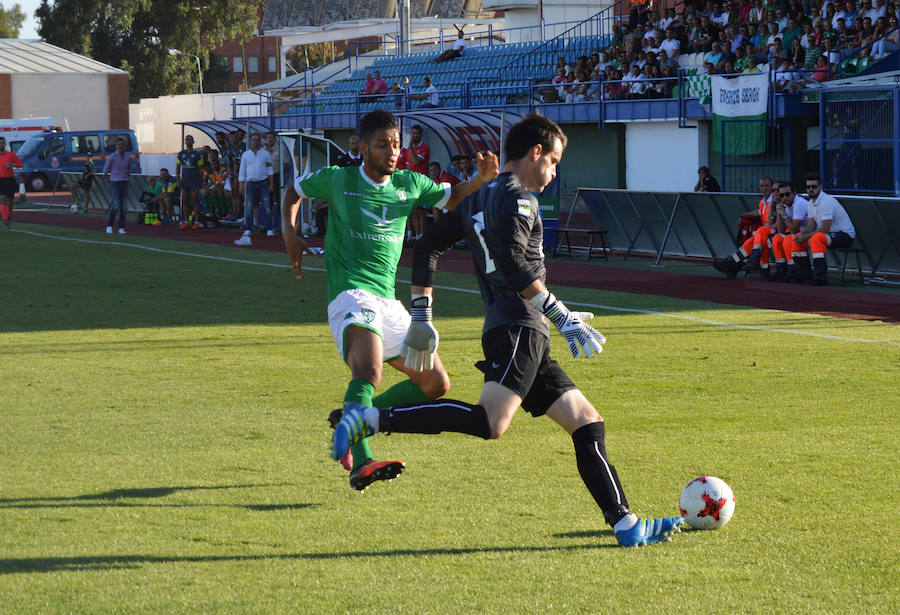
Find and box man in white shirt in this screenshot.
[770,181,810,281]
[235,132,275,245]
[413,76,440,108]
[789,173,857,285]
[660,28,681,58]
[431,30,467,63]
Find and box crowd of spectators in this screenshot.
[539,0,900,102]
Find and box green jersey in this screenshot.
[297,165,451,301]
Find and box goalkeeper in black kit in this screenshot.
[332,113,683,547]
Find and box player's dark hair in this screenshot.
[412,124,423,132]
[359,110,399,143]
[504,112,567,162]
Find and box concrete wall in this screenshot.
[11,74,113,131]
[624,121,710,192]
[129,91,262,154]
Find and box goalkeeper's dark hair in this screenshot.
[359,110,399,143]
[504,112,567,162]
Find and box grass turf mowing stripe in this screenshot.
[10,226,899,347]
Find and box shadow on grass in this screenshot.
[0,541,619,575]
[0,484,316,512]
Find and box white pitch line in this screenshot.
[11,228,900,346]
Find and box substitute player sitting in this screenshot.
[332,113,684,547]
[281,110,498,491]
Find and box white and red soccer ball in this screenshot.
[679,476,735,530]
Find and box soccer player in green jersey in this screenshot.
[281,110,499,491]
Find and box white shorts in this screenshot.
[327,288,411,361]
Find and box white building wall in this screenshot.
[496,2,615,42]
[625,121,709,192]
[12,74,111,131]
[129,91,262,154]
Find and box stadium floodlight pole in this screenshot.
[169,48,203,95]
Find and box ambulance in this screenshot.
[0,117,58,153]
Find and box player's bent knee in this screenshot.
[418,370,450,399]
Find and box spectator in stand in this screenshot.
[390,81,405,110]
[431,29,467,63]
[585,69,602,100]
[789,37,807,65]
[857,15,876,45]
[769,37,790,62]
[660,7,679,30]
[703,41,722,66]
[712,2,731,26]
[361,72,375,95]
[800,21,815,48]
[623,63,645,98]
[749,0,767,25]
[234,132,274,246]
[783,17,803,47]
[661,28,681,58]
[775,58,800,92]
[788,173,857,285]
[698,15,719,51]
[744,55,763,71]
[719,39,738,67]
[371,71,388,98]
[812,53,833,79]
[102,137,131,235]
[728,24,745,49]
[823,37,841,71]
[411,76,439,108]
[695,166,722,192]
[873,15,899,57]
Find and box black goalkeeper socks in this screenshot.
[572,421,631,526]
[379,399,492,440]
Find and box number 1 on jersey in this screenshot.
[472,211,497,274]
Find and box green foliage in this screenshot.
[34,0,264,100]
[0,2,25,38]
[1,225,898,613]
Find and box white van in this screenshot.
[0,117,58,153]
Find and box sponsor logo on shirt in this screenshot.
[396,190,407,202]
[517,199,532,216]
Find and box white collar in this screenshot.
[358,164,390,188]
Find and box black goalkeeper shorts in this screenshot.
[476,325,576,417]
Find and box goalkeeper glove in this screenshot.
[402,294,439,372]
[529,290,606,358]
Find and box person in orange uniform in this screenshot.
[713,177,776,278]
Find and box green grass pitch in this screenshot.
[1,224,898,613]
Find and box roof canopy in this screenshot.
[0,39,127,75]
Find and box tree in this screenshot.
[35,0,264,100]
[0,2,26,38]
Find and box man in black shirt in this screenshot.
[332,113,684,548]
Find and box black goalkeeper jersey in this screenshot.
[412,172,549,337]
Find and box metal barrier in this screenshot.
[573,188,900,277]
[59,173,157,213]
